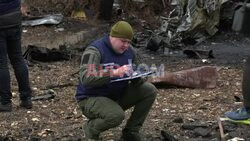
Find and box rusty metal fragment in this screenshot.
[149,66,218,88]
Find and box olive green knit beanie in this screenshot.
[110,21,134,40]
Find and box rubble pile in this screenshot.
[119,0,169,27]
[24,0,99,16]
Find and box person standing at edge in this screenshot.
[0,0,32,112]
[225,56,250,120]
[76,21,158,141]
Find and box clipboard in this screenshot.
[110,71,152,83]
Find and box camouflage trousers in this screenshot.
[78,82,158,139]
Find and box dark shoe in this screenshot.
[225,107,250,120]
[121,131,142,141]
[0,103,12,112]
[20,98,32,109]
[83,124,100,141]
[84,132,100,141]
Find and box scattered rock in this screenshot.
[161,130,178,141]
[193,127,211,137]
[172,117,183,123]
[182,123,208,130]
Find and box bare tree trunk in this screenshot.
[98,0,114,21]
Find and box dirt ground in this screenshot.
[1,17,250,141]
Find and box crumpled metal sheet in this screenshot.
[22,14,63,26]
[158,0,222,48]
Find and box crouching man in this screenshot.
[75,21,158,141]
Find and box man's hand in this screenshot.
[112,65,133,77]
[21,3,29,16]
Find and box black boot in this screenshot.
[20,98,32,109]
[121,130,142,141]
[0,103,12,112]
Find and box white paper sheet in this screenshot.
[110,71,152,83]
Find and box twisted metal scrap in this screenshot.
[158,0,222,48]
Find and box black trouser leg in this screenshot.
[243,56,250,108]
[7,27,32,100]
